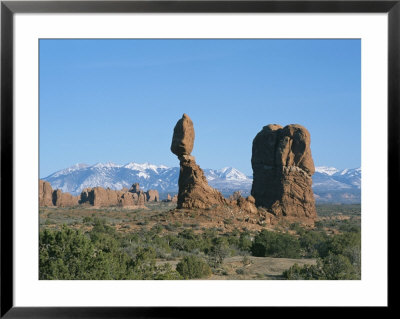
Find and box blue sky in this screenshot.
[39,39,360,177]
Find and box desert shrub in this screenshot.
[338,222,360,233]
[224,229,240,246]
[39,226,133,280]
[283,263,322,280]
[173,221,182,228]
[327,231,361,257]
[236,268,247,275]
[39,225,181,280]
[289,223,306,236]
[321,254,359,280]
[176,255,212,279]
[238,231,252,252]
[82,216,93,224]
[223,218,233,225]
[168,230,205,253]
[153,263,182,280]
[242,255,252,266]
[283,254,360,280]
[299,230,329,258]
[207,237,231,267]
[163,223,176,231]
[251,230,301,258]
[314,221,324,229]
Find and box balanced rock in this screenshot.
[171,114,227,209]
[251,124,316,223]
[171,113,195,157]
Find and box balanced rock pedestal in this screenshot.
[177,155,227,209]
[251,124,317,223]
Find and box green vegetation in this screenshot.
[39,220,182,280]
[251,230,301,258]
[39,204,361,280]
[176,256,212,279]
[283,229,361,280]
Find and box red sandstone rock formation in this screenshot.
[146,189,160,202]
[129,183,141,193]
[171,114,234,210]
[171,113,195,156]
[89,187,120,206]
[39,180,79,207]
[251,124,316,223]
[78,183,148,208]
[52,189,79,207]
[39,180,54,206]
[39,180,152,208]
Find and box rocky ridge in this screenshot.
[39,180,159,208]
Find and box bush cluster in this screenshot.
[251,230,301,258]
[283,230,361,280]
[176,256,212,279]
[39,219,181,280]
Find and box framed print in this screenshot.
[1,0,395,317]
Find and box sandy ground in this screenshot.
[156,256,316,280]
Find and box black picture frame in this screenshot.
[1,0,395,317]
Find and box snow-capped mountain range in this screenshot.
[42,162,361,203]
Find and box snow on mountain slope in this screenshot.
[42,163,361,203]
[315,166,339,176]
[217,167,248,180]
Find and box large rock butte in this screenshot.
[251,124,316,223]
[39,180,54,206]
[171,114,228,209]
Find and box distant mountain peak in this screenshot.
[217,167,248,180]
[91,162,121,169]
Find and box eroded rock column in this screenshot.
[251,124,316,222]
